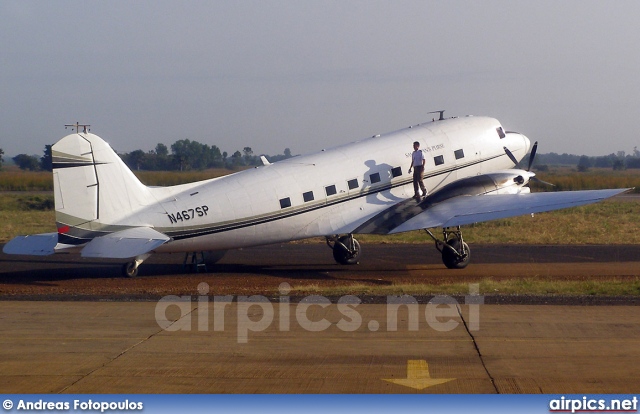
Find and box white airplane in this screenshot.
[3,113,628,277]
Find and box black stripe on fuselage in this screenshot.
[165,152,505,240]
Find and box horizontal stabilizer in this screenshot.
[2,233,59,256]
[389,188,630,234]
[81,227,170,259]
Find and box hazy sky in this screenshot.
[2,1,639,158]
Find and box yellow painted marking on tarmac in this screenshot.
[382,360,455,390]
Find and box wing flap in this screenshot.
[2,233,59,256]
[389,188,629,234]
[80,227,170,259]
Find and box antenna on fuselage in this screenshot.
[65,122,91,133]
[428,110,445,121]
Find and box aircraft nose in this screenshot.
[522,134,531,155]
[504,130,530,155]
[502,131,531,166]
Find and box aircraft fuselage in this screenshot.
[137,116,529,252]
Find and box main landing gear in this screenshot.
[122,254,151,278]
[121,250,227,277]
[326,234,361,265]
[425,226,471,269]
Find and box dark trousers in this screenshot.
[413,166,427,196]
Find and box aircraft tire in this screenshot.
[122,262,139,278]
[442,239,470,269]
[332,236,361,265]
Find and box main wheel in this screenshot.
[332,236,361,265]
[441,239,470,269]
[122,262,139,278]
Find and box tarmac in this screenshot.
[1,244,640,394]
[1,302,640,393]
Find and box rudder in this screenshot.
[52,132,154,234]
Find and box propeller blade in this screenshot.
[527,141,538,171]
[530,176,555,187]
[503,146,519,166]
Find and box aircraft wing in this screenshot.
[2,232,59,256]
[80,227,170,259]
[355,188,629,235]
[391,188,628,233]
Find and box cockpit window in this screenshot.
[497,127,506,139]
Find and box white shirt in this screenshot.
[411,150,425,168]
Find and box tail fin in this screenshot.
[52,132,154,232]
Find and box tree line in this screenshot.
[1,140,295,172]
[533,147,640,172]
[121,140,294,171]
[4,142,640,173]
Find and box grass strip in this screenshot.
[2,199,640,244]
[286,278,640,297]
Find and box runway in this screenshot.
[1,243,640,393]
[1,243,640,299]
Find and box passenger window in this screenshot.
[454,149,464,160]
[325,185,337,196]
[434,155,444,166]
[303,191,314,202]
[279,197,291,209]
[391,166,402,178]
[369,172,381,184]
[347,178,359,190]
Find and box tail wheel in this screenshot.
[332,235,361,265]
[442,238,470,269]
[122,261,139,278]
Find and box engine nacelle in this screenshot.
[426,170,533,205]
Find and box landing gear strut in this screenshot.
[184,252,208,273]
[182,250,226,273]
[425,226,471,269]
[326,234,361,265]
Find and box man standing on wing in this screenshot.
[408,141,427,200]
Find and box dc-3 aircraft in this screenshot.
[3,112,628,277]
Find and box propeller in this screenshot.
[527,141,538,171]
[504,141,538,171]
[504,141,555,187]
[525,141,555,186]
[503,146,519,166]
[529,175,555,187]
